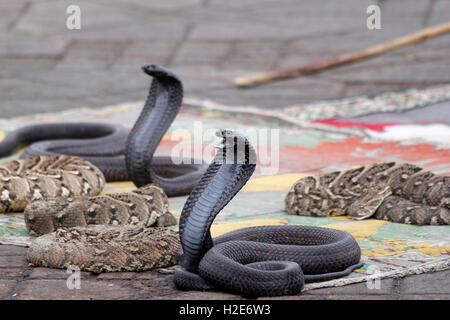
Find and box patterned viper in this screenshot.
[173,130,362,297]
[285,162,449,225]
[0,155,105,213]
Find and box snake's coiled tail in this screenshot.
[173,130,362,297]
[0,64,207,197]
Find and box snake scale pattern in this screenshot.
[0,155,104,213]
[27,225,179,273]
[285,162,449,225]
[24,184,177,236]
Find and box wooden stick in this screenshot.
[235,22,450,88]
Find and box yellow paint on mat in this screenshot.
[327,216,354,221]
[101,181,136,194]
[241,173,306,192]
[114,106,130,112]
[323,219,449,257]
[210,218,288,237]
[407,242,450,257]
[0,130,5,142]
[363,241,450,257]
[323,219,389,242]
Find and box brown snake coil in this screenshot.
[0,155,105,213]
[25,182,180,272]
[27,225,179,273]
[285,162,450,225]
[24,184,177,236]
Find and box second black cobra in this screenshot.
[173,129,363,297]
[0,64,207,197]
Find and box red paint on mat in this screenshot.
[312,118,401,131]
[280,137,450,174]
[157,136,450,175]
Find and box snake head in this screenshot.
[214,129,246,148]
[214,129,256,165]
[141,64,181,82]
[215,128,237,142]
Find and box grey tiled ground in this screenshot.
[1,0,450,117]
[1,245,449,300]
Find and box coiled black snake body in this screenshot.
[0,64,207,196]
[173,130,363,297]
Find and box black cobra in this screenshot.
[0,64,207,197]
[173,129,363,297]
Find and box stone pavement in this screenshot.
[1,245,449,300]
[0,0,449,301]
[1,0,450,117]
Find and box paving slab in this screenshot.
[398,270,450,294]
[1,0,449,117]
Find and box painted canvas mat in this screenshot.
[0,86,449,291]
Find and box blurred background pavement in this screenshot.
[1,0,450,117]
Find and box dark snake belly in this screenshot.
[173,130,362,297]
[0,65,207,197]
